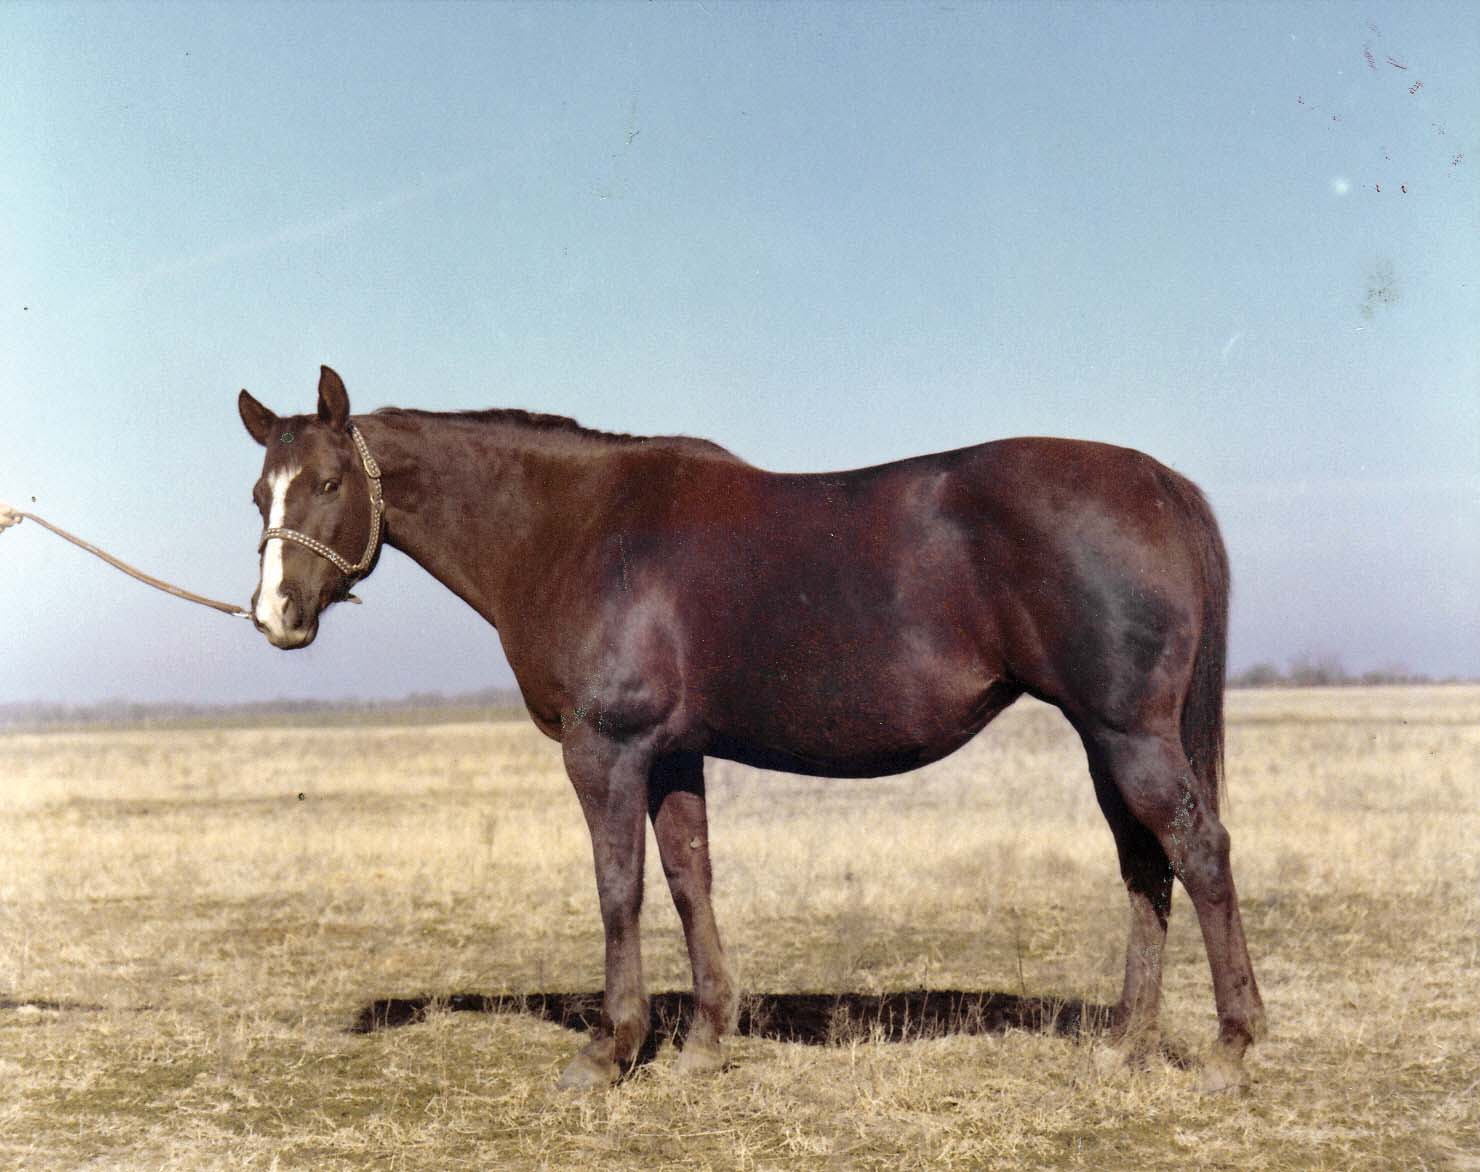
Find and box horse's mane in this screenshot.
[371,406,740,460]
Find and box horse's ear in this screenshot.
[317,365,350,430]
[238,389,277,447]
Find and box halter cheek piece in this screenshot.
[258,423,384,579]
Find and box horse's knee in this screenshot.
[597,866,645,928]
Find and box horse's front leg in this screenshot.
[648,752,738,1075]
[556,726,653,1090]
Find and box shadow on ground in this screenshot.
[350,988,1113,1047]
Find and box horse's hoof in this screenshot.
[1199,1052,1249,1095]
[1119,1032,1162,1070]
[556,1052,620,1091]
[1088,1043,1129,1081]
[674,1039,725,1077]
[1093,1022,1160,1073]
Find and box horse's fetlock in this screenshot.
[612,1013,649,1063]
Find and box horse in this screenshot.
[239,366,1263,1092]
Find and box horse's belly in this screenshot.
[708,731,969,779]
[705,672,1017,780]
[687,523,1009,775]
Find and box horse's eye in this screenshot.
[321,479,340,495]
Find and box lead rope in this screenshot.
[0,502,253,620]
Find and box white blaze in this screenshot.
[255,467,300,638]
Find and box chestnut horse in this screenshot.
[239,367,1263,1091]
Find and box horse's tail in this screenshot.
[1157,467,1230,815]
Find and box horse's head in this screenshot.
[239,366,384,649]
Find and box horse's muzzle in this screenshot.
[252,612,318,650]
[250,593,319,649]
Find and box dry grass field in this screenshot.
[2,686,1477,1170]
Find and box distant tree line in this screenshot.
[0,686,528,730]
[1227,654,1460,688]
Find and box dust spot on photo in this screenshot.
[1361,259,1400,320]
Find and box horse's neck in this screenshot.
[356,414,572,628]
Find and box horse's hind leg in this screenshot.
[648,752,738,1075]
[1084,745,1174,1060]
[1086,727,1263,1091]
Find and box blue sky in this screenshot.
[2,1,1476,704]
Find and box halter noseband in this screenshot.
[258,423,384,578]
